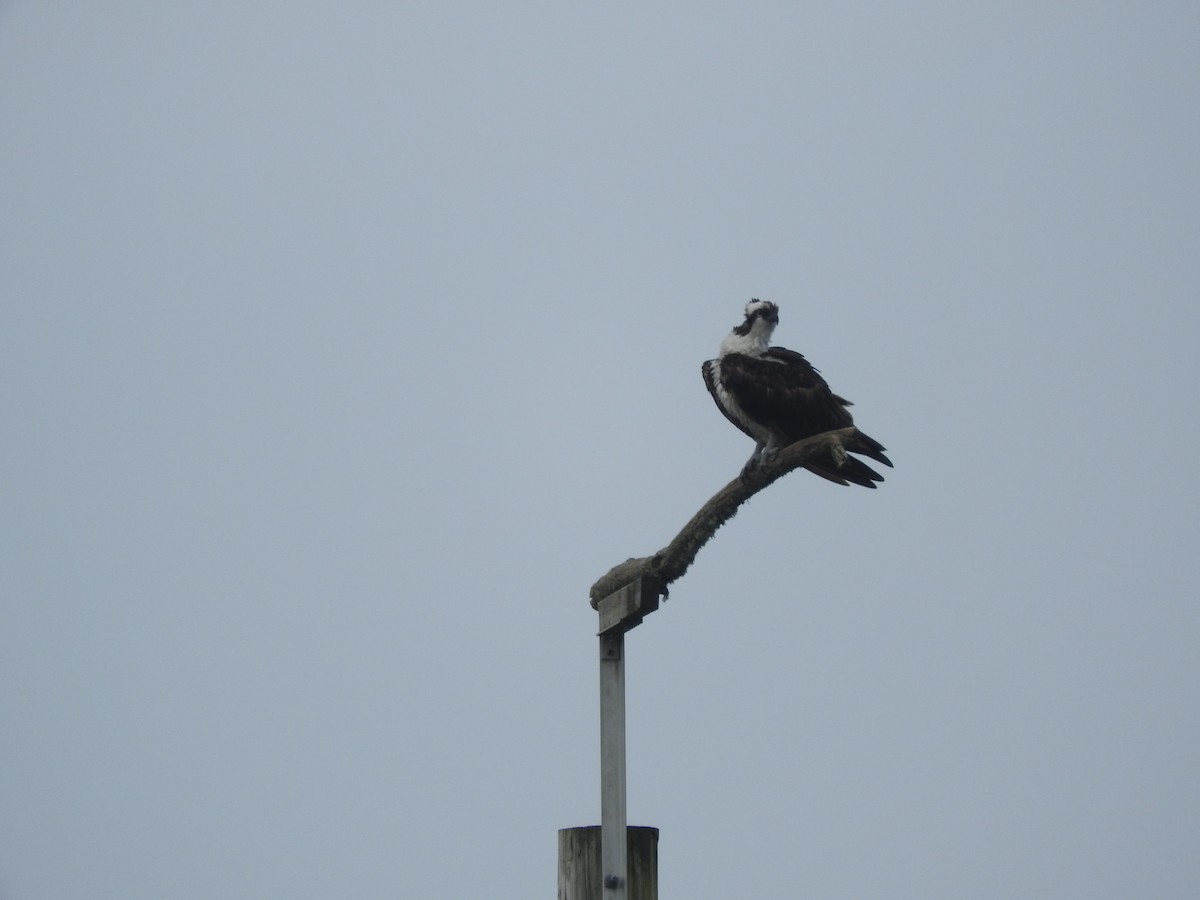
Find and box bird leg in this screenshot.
[740,442,767,479]
[740,441,781,479]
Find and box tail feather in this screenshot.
[853,430,893,469]
[800,427,892,488]
[803,463,852,487]
[805,455,884,489]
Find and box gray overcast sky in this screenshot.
[2,2,1198,898]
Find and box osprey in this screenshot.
[702,299,893,487]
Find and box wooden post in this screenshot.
[557,578,660,898]
[558,826,659,900]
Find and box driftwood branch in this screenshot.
[589,427,865,608]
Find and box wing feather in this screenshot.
[719,348,854,441]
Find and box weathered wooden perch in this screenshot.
[598,577,661,635]
[589,427,869,608]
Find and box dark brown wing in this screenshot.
[721,348,854,443]
[763,348,892,470]
[723,348,892,486]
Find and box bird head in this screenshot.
[743,299,779,326]
[720,298,779,355]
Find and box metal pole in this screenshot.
[599,630,627,898]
